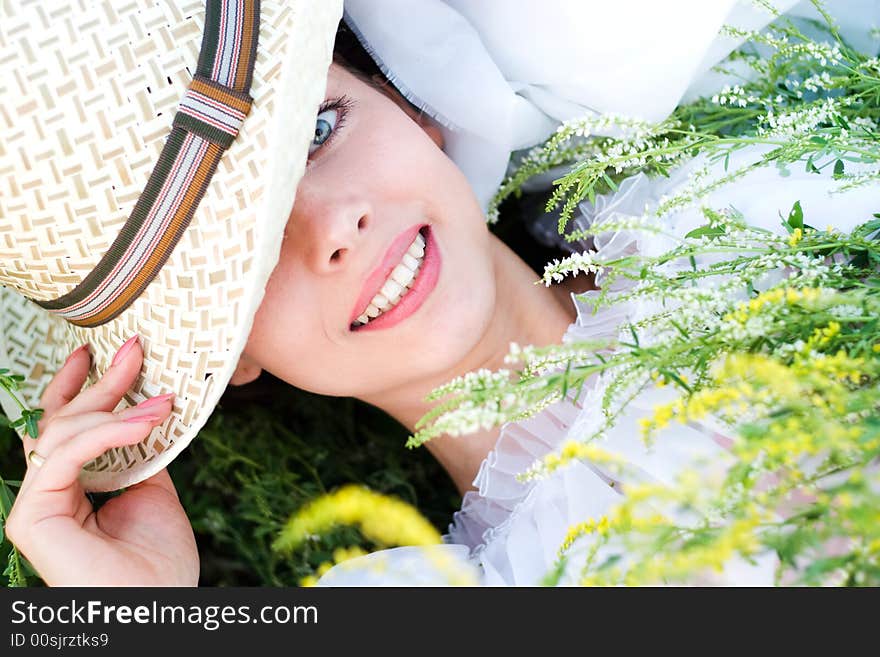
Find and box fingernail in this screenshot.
[134,393,175,410]
[64,343,90,366]
[111,335,140,367]
[122,415,162,424]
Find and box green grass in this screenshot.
[171,377,462,586]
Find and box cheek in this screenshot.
[431,230,497,358]
[247,269,331,389]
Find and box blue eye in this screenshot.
[309,109,338,155]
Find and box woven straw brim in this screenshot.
[0,0,343,491]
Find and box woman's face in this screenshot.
[237,63,496,398]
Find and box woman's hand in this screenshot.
[5,337,199,586]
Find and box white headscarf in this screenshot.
[343,0,878,211]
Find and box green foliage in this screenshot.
[167,377,459,586]
[0,369,42,439]
[0,372,39,586]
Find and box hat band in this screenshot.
[32,0,261,328]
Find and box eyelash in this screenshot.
[311,94,354,157]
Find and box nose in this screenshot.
[290,190,370,274]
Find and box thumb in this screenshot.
[126,467,179,497]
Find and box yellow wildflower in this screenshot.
[273,484,442,553]
[332,545,368,565]
[559,519,598,555]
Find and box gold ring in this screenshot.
[27,449,46,468]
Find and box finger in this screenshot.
[30,416,163,495]
[55,335,144,416]
[37,344,92,428]
[21,394,175,467]
[22,411,116,470]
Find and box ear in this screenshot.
[229,352,262,386]
[373,74,445,149]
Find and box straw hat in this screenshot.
[0,0,344,491]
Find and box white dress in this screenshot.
[319,1,880,585]
[317,153,880,586]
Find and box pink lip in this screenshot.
[349,225,441,332]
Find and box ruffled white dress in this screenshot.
[319,1,880,585]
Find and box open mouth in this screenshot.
[349,225,439,332]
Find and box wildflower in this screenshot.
[273,485,442,554]
[541,251,604,286]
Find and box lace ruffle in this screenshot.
[445,174,663,566]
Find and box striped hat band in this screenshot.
[31,0,260,328]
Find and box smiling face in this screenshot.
[233,63,497,399]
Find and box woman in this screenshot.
[3,0,877,585]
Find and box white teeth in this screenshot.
[391,263,416,287]
[353,229,429,327]
[381,279,403,301]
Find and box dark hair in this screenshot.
[333,20,385,84]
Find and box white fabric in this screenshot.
[318,1,880,586]
[342,0,820,210]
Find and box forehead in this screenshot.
[326,62,360,91]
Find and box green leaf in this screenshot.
[25,414,39,440]
[833,159,845,178]
[663,370,692,392]
[560,360,573,398]
[786,200,804,232]
[595,553,623,572]
[685,225,726,239]
[601,172,619,191]
[629,325,640,348]
[0,481,14,519]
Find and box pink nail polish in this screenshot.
[134,393,175,410]
[63,343,90,366]
[123,415,161,424]
[111,335,140,367]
